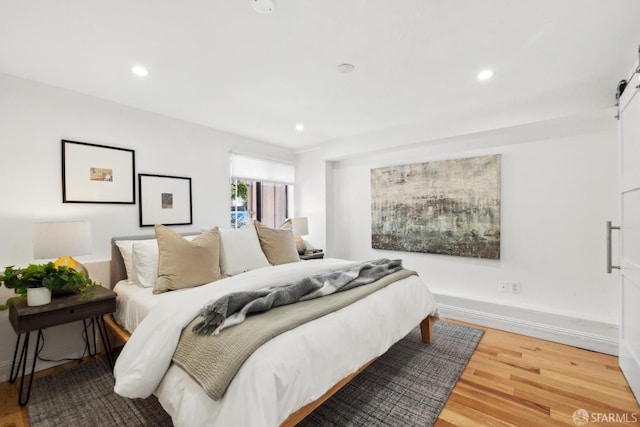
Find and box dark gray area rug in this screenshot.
[26,357,172,427]
[298,320,483,427]
[27,320,482,427]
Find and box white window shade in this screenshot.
[230,154,295,184]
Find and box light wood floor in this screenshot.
[1,321,638,427]
[0,356,92,427]
[437,321,640,426]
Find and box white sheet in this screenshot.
[112,282,154,332]
[113,259,438,426]
[113,280,184,333]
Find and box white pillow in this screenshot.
[132,240,160,287]
[117,235,197,286]
[219,223,270,276]
[115,240,149,282]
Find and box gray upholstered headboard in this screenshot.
[110,233,200,288]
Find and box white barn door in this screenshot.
[617,74,640,402]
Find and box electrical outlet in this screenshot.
[511,281,522,294]
[498,281,509,293]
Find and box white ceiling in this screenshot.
[1,1,639,151]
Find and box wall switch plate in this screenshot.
[499,281,509,293]
[499,281,522,294]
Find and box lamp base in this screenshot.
[295,236,307,255]
[54,256,89,278]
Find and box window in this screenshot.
[231,180,291,228]
[230,154,294,229]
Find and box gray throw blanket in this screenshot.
[192,258,403,335]
[174,267,416,400]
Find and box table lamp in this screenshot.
[280,217,308,255]
[33,220,91,277]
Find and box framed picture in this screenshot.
[62,140,135,204]
[371,154,501,259]
[139,174,192,227]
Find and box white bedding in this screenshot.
[113,258,438,427]
[112,281,156,332]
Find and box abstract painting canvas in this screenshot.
[371,154,501,259]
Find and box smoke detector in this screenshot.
[252,0,276,14]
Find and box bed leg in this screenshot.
[420,315,434,344]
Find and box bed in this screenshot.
[105,225,438,426]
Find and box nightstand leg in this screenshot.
[17,329,43,406]
[96,316,115,369]
[9,333,26,383]
[83,318,98,356]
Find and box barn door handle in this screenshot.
[606,221,620,273]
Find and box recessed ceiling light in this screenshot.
[477,69,494,80]
[295,123,305,131]
[337,63,355,74]
[132,65,148,77]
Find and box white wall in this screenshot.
[295,155,330,252]
[297,112,621,353]
[0,73,294,381]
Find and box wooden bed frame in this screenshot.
[105,235,434,426]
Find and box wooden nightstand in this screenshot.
[8,286,116,405]
[300,250,324,260]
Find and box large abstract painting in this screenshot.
[371,154,501,259]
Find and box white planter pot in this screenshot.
[27,287,51,306]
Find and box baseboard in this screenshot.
[0,324,106,383]
[433,293,618,355]
[0,349,87,384]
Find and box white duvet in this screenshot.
[113,258,438,426]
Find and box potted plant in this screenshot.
[0,262,98,310]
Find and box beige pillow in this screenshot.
[254,221,300,266]
[153,225,222,294]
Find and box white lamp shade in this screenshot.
[290,217,308,236]
[280,217,309,236]
[33,221,91,259]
